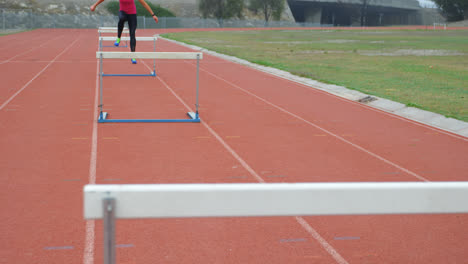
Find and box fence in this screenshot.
[1,9,33,31]
[1,9,327,31]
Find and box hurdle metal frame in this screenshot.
[84,182,468,264]
[98,27,129,48]
[98,36,158,77]
[96,51,202,123]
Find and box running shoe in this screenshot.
[131,58,137,64]
[114,38,120,46]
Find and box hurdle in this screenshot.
[98,27,129,35]
[96,51,202,123]
[99,27,128,30]
[433,23,447,30]
[98,27,130,48]
[98,36,158,77]
[84,182,468,264]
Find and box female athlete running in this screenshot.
[91,0,159,64]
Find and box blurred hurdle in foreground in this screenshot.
[84,182,468,264]
[98,36,158,77]
[96,51,202,123]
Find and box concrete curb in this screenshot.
[160,36,468,139]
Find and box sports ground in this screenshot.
[1,28,468,263]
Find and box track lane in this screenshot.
[145,36,468,263]
[1,29,467,264]
[0,31,97,264]
[93,36,346,263]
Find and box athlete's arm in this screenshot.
[90,0,105,11]
[138,0,159,23]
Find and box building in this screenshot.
[287,0,425,26]
[155,0,442,26]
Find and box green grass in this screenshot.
[0,30,30,36]
[163,29,468,122]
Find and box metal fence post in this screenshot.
[29,10,33,29]
[2,9,5,31]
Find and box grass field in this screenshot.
[0,30,29,36]
[163,29,468,122]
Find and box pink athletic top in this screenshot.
[120,0,137,14]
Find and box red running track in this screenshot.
[1,28,468,264]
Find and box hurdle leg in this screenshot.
[196,54,200,119]
[99,53,106,121]
[153,38,156,75]
[103,198,116,264]
[187,54,201,120]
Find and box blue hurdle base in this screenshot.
[102,71,156,77]
[98,112,200,123]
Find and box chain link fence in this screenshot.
[1,9,327,31]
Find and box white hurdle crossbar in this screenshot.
[98,36,157,52]
[84,182,468,264]
[98,36,158,76]
[96,51,203,123]
[98,28,129,34]
[98,27,130,48]
[99,27,128,30]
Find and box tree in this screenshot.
[432,0,468,21]
[199,0,244,27]
[249,0,285,23]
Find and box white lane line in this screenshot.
[0,36,79,111]
[193,63,429,182]
[143,60,265,184]
[271,72,468,142]
[89,60,99,186]
[83,220,95,264]
[154,68,348,264]
[157,76,264,184]
[202,52,468,142]
[83,58,100,264]
[0,35,63,65]
[296,216,349,264]
[0,30,47,49]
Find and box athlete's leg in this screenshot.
[127,14,137,52]
[115,11,128,46]
[127,14,138,64]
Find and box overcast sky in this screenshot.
[417,0,437,8]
